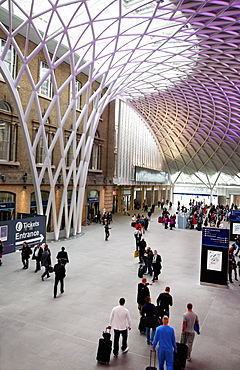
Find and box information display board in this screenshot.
[200,227,229,286]
[0,215,46,254]
[229,210,240,241]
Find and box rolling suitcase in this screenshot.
[96,328,112,364]
[174,342,188,370]
[138,264,147,278]
[146,350,157,370]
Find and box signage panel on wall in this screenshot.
[134,166,168,183]
[0,215,46,254]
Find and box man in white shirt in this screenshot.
[108,297,132,358]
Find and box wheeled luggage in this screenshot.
[174,342,188,370]
[158,216,163,223]
[146,350,157,370]
[96,328,112,364]
[138,264,147,278]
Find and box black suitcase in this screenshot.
[174,342,188,370]
[96,329,112,364]
[146,350,157,370]
[138,264,147,278]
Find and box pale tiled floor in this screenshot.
[0,208,239,370]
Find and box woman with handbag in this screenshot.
[141,296,159,345]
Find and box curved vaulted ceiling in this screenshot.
[1,0,240,188]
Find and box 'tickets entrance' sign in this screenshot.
[0,215,46,254]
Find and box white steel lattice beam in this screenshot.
[1,0,240,239]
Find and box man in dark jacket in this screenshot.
[56,247,69,265]
[141,296,158,344]
[156,286,173,318]
[137,277,151,312]
[53,258,66,298]
[152,250,162,282]
[20,241,32,269]
[139,238,147,263]
[32,243,43,272]
[41,244,51,281]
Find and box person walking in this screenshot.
[0,240,4,266]
[180,303,199,361]
[141,296,158,345]
[134,228,142,249]
[41,244,52,281]
[151,316,177,370]
[56,246,69,266]
[152,250,162,282]
[20,241,32,269]
[137,277,152,313]
[169,215,175,230]
[104,223,111,241]
[107,297,131,358]
[32,243,43,272]
[53,258,66,298]
[163,214,169,229]
[156,286,173,318]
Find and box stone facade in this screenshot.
[0,30,115,228]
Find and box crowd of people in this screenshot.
[108,288,199,369]
[107,199,240,369]
[102,203,200,369]
[1,199,239,369]
[18,241,69,298]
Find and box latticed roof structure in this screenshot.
[1,0,240,238]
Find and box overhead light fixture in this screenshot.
[22,173,27,182]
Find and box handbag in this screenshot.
[146,315,161,328]
[49,266,54,273]
[134,250,140,258]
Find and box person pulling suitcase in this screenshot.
[107,297,131,358]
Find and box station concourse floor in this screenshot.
[0,208,239,370]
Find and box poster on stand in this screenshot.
[207,250,222,271]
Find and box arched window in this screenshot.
[70,80,82,111]
[0,191,15,221]
[39,61,53,98]
[30,191,49,215]
[0,101,17,162]
[90,131,101,170]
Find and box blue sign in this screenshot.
[230,210,240,221]
[87,197,99,203]
[202,227,229,248]
[0,202,15,210]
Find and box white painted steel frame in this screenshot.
[1,0,240,239]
